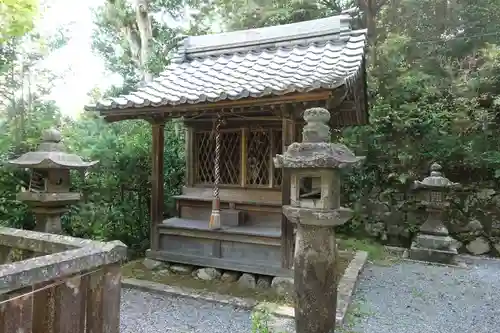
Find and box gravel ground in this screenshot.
[349,258,500,333]
[120,257,500,333]
[120,288,254,333]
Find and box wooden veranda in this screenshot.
[85,14,369,277]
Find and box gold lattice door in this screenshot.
[220,131,241,184]
[195,131,241,185]
[246,129,283,187]
[247,130,270,186]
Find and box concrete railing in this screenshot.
[0,227,127,332]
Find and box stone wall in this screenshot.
[350,187,500,256]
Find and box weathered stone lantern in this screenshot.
[274,107,364,333]
[7,128,98,234]
[409,162,459,264]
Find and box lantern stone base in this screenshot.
[293,223,339,333]
[409,234,457,264]
[32,207,69,234]
[283,204,353,333]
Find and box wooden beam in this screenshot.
[150,121,165,252]
[147,250,292,277]
[103,112,170,123]
[184,116,281,123]
[281,116,296,269]
[97,90,332,120]
[269,128,274,188]
[186,121,281,132]
[279,103,293,119]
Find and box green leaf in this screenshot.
[0,0,38,42]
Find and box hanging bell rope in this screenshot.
[209,113,223,230]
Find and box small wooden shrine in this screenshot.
[85,14,369,277]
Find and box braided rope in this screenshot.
[213,114,222,198]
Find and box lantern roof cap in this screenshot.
[414,163,459,189]
[7,128,98,169]
[274,107,364,169]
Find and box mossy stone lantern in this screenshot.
[409,162,459,264]
[274,107,364,333]
[7,128,98,234]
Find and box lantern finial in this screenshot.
[414,162,459,189]
[274,108,364,169]
[41,128,62,143]
[302,107,331,143]
[430,162,442,176]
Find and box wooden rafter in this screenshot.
[97,90,333,121]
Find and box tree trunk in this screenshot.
[436,0,448,34]
[136,0,153,82]
[121,26,141,68]
[105,0,152,83]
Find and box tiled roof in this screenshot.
[86,15,367,112]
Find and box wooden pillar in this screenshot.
[185,126,194,186]
[150,121,165,252]
[240,128,248,187]
[269,128,274,188]
[281,116,296,269]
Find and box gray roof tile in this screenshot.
[87,15,367,111]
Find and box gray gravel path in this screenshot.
[350,258,500,333]
[120,258,500,333]
[120,288,254,333]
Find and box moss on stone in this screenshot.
[121,252,352,306]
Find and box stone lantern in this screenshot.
[7,128,98,234]
[409,162,459,264]
[274,107,364,333]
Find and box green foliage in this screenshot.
[0,0,187,256]
[90,1,141,86]
[0,0,38,42]
[91,0,204,89]
[337,0,500,242]
[0,97,63,229]
[0,112,184,256]
[251,309,287,333]
[251,309,271,333]
[337,299,372,333]
[200,0,347,31]
[60,117,185,254]
[337,237,387,261]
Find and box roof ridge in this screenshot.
[183,34,350,62]
[172,14,353,63]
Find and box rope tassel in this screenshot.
[209,114,222,230]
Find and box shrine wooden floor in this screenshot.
[161,218,281,237]
[147,217,291,277]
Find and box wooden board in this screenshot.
[161,218,281,239]
[154,218,291,276]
